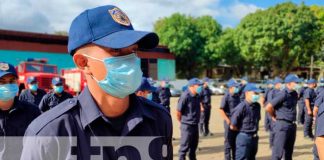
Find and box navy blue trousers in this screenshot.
[199,107,211,135]
[224,121,238,160]
[179,123,199,160]
[235,132,258,160]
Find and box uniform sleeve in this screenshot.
[38,96,49,113]
[316,104,324,137]
[304,89,311,99]
[177,94,187,112]
[269,92,285,109]
[231,105,244,128]
[220,94,228,109]
[315,95,324,107]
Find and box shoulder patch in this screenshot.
[26,97,78,134]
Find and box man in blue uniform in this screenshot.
[239,76,249,102]
[38,77,73,112]
[266,74,301,160]
[219,78,241,160]
[315,102,324,160]
[267,77,283,148]
[19,76,46,106]
[303,78,317,139]
[297,83,308,125]
[159,80,172,112]
[230,83,261,160]
[263,79,273,132]
[0,62,41,159]
[135,77,157,100]
[177,78,202,160]
[314,89,324,118]
[20,5,172,160]
[199,77,213,136]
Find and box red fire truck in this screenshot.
[61,68,87,95]
[16,58,66,94]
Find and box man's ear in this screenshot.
[73,54,91,75]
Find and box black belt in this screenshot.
[277,119,296,124]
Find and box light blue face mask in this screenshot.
[0,84,19,101]
[252,94,260,103]
[29,84,38,91]
[233,87,239,94]
[84,53,143,98]
[54,86,64,94]
[146,93,153,100]
[293,84,301,91]
[196,86,203,94]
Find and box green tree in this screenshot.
[154,13,222,78]
[235,2,321,77]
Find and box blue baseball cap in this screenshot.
[27,76,37,84]
[306,78,317,84]
[136,77,157,92]
[0,62,17,78]
[68,5,159,55]
[202,77,210,83]
[266,80,273,85]
[243,83,262,93]
[241,76,249,82]
[272,77,283,84]
[226,79,240,88]
[52,77,63,85]
[188,78,203,86]
[284,74,302,83]
[319,77,324,83]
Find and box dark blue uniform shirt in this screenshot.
[315,90,324,107]
[298,87,307,102]
[231,101,261,133]
[304,87,317,107]
[268,88,281,101]
[38,91,73,112]
[19,89,46,106]
[316,86,324,96]
[269,88,298,122]
[21,87,173,160]
[200,87,212,105]
[177,89,201,125]
[152,87,161,104]
[239,84,247,101]
[264,88,273,105]
[316,102,324,137]
[220,91,241,116]
[159,87,171,106]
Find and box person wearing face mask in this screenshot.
[0,62,41,159]
[265,74,301,160]
[303,78,317,140]
[297,82,308,125]
[159,80,172,112]
[38,77,73,113]
[219,78,241,160]
[19,76,46,106]
[135,77,157,101]
[266,77,283,148]
[199,77,213,137]
[177,78,203,160]
[263,80,273,132]
[230,83,261,160]
[21,5,172,160]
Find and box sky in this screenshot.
[0,0,323,34]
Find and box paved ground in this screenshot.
[170,95,315,160]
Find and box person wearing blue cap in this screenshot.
[21,5,172,160]
[265,73,301,160]
[177,78,203,160]
[230,83,261,160]
[266,77,283,148]
[19,76,46,106]
[159,80,172,112]
[38,77,73,113]
[297,82,308,125]
[199,77,213,137]
[303,78,318,139]
[0,62,41,158]
[239,76,249,102]
[135,77,157,100]
[263,79,274,132]
[219,78,241,160]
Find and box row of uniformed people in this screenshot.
[19,76,73,112]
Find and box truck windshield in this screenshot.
[26,64,56,73]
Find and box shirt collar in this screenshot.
[78,87,156,132]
